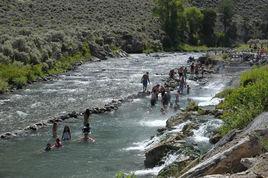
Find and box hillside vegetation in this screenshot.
[217,65,268,135]
[0,0,267,92]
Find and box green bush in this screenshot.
[0,79,8,93]
[218,65,268,135]
[215,88,234,98]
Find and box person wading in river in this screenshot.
[52,122,57,138]
[141,72,150,92]
[83,109,90,126]
[62,125,71,141]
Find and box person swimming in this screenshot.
[53,138,63,148]
[81,123,95,142]
[82,123,91,134]
[62,125,71,141]
[44,143,52,152]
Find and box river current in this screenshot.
[0,53,238,178]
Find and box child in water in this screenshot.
[62,125,71,141]
[187,85,191,94]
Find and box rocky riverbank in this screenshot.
[136,54,267,177]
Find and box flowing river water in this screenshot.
[0,53,243,178]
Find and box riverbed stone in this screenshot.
[182,123,199,137]
[166,112,192,129]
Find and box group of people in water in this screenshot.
[45,109,95,151]
[141,59,206,112]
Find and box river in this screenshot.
[0,53,240,178]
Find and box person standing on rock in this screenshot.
[141,72,150,92]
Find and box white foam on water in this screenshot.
[203,81,225,91]
[168,121,191,133]
[42,89,58,94]
[190,96,223,106]
[192,119,223,142]
[139,120,166,127]
[30,102,42,108]
[67,98,76,102]
[134,154,180,176]
[123,136,161,151]
[16,111,28,118]
[0,99,10,105]
[186,79,199,86]
[10,94,24,101]
[198,98,223,107]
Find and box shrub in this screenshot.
[0,79,8,93]
[218,65,268,135]
[2,41,14,57]
[13,50,30,64]
[12,37,30,52]
[0,53,10,64]
[215,88,234,98]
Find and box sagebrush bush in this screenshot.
[12,37,30,52]
[2,41,14,57]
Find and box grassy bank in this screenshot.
[217,65,268,135]
[0,43,91,93]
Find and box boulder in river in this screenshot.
[166,112,192,129]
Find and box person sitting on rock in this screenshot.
[62,125,71,141]
[141,72,150,92]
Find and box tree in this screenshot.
[153,0,185,48]
[200,8,217,46]
[218,0,234,33]
[184,7,204,45]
